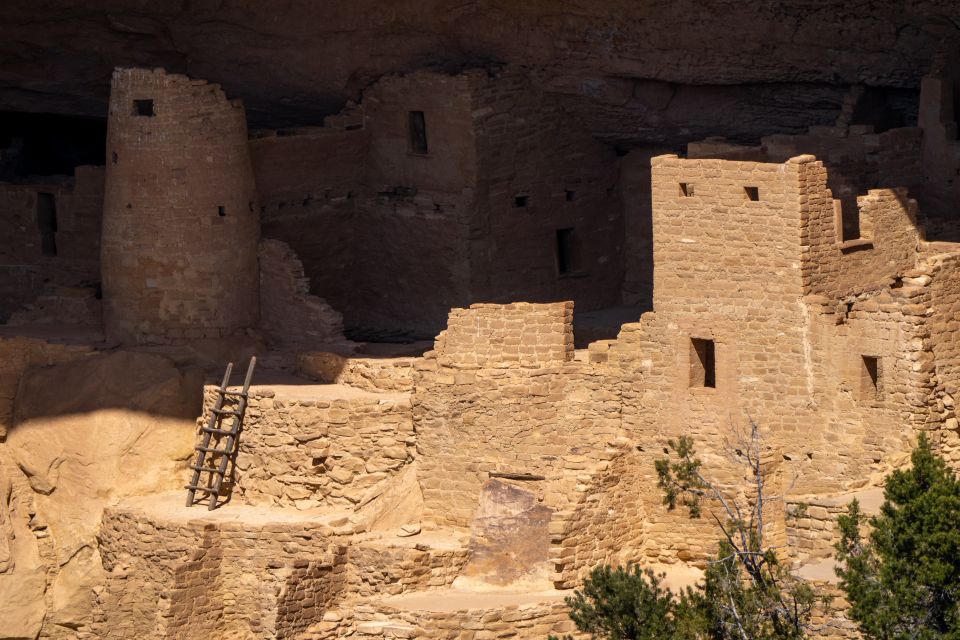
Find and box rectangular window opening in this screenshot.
[133,99,155,117]
[690,338,716,388]
[679,182,694,197]
[837,199,861,242]
[861,356,881,401]
[409,110,428,154]
[514,194,529,208]
[217,206,226,217]
[953,81,960,128]
[565,189,577,202]
[744,186,760,201]
[556,227,582,276]
[36,192,58,257]
[111,151,118,164]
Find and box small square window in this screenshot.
[679,183,694,197]
[744,186,759,201]
[133,99,155,117]
[217,206,226,217]
[690,338,716,388]
[565,189,577,202]
[861,356,881,402]
[514,195,529,208]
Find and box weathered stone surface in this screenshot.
[455,480,552,590]
[1,350,200,637]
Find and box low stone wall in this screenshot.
[808,582,861,640]
[202,386,415,509]
[348,542,469,597]
[300,599,576,639]
[432,302,574,369]
[94,500,351,640]
[298,352,416,393]
[787,499,848,564]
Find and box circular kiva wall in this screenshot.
[101,68,260,344]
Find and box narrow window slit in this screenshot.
[556,227,582,276]
[690,338,716,388]
[861,356,881,401]
[409,111,428,154]
[36,192,58,257]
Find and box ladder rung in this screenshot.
[202,427,236,436]
[220,390,247,398]
[191,465,224,473]
[195,446,232,453]
[185,484,218,493]
[212,408,242,417]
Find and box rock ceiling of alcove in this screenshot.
[0,0,957,146]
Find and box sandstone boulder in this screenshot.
[0,350,202,637]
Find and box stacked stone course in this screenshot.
[201,387,415,509]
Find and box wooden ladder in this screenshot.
[185,357,256,510]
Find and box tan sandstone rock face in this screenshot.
[0,350,201,637]
[454,479,553,591]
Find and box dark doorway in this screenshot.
[556,227,582,276]
[37,192,58,257]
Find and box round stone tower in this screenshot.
[101,68,260,344]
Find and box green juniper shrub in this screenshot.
[836,433,960,640]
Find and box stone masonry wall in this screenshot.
[94,503,351,639]
[550,447,649,588]
[468,67,625,313]
[593,154,936,565]
[258,67,626,338]
[101,68,260,344]
[799,156,921,302]
[297,352,416,393]
[255,72,474,338]
[915,252,960,466]
[203,387,415,509]
[690,122,924,236]
[347,543,469,598]
[918,69,960,240]
[415,302,621,529]
[301,600,576,640]
[0,167,103,322]
[257,238,344,345]
[786,498,848,564]
[432,302,574,369]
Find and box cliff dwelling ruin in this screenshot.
[2,3,960,638]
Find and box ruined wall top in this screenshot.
[651,153,929,309]
[430,302,574,369]
[650,154,807,311]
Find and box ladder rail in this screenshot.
[204,357,256,510]
[185,362,234,507]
